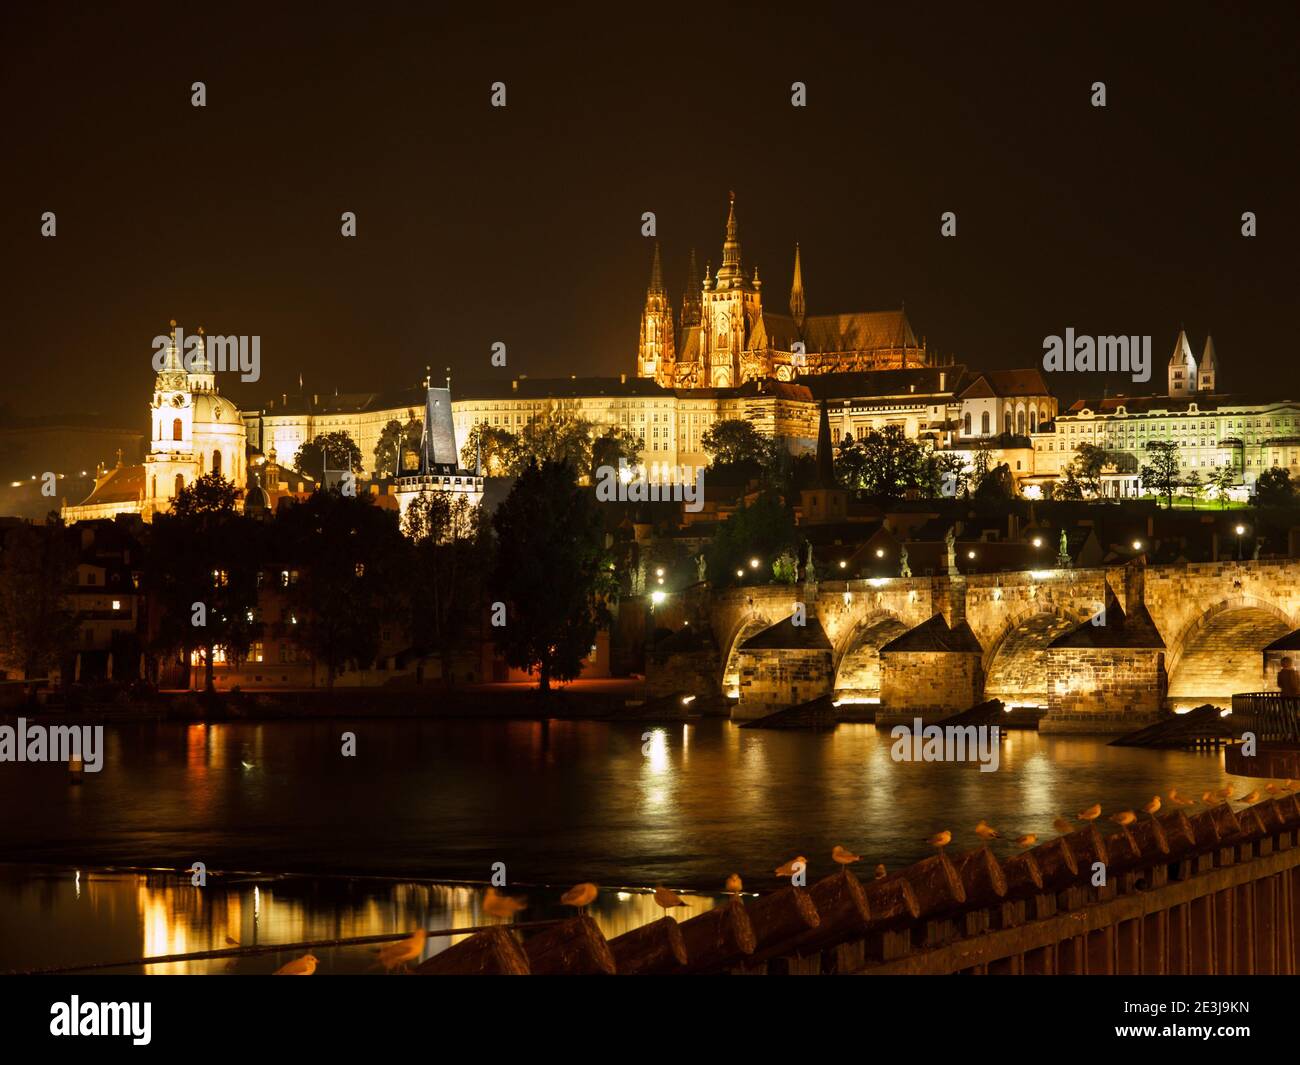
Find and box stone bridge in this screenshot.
[705,559,1300,730]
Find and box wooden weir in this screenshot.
[417,794,1300,975]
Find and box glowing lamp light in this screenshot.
[655,567,664,577]
[838,560,847,569]
[111,600,121,610]
[681,695,696,705]
[1132,540,1143,551]
[875,548,885,558]
[967,550,976,559]
[735,569,744,578]
[650,590,666,605]
[1235,524,1246,535]
[1031,537,1043,548]
[749,558,760,569]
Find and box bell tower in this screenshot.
[636,242,675,383]
[700,192,762,388]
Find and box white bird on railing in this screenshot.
[373,929,427,973]
[653,885,688,917]
[274,953,318,975]
[831,845,860,868]
[560,882,598,916]
[725,873,743,896]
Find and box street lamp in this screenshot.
[1132,540,1143,552]
[735,569,744,579]
[1235,524,1246,560]
[1031,536,1043,548]
[749,558,760,570]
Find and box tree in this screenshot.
[1053,466,1084,501]
[147,473,263,692]
[459,423,517,476]
[974,462,1016,503]
[1253,466,1296,507]
[702,419,774,470]
[1072,443,1115,499]
[1139,440,1181,509]
[859,425,923,497]
[0,518,80,680]
[277,490,408,686]
[508,407,597,477]
[489,459,614,690]
[294,431,363,480]
[373,417,423,478]
[1209,464,1236,508]
[1184,470,1204,507]
[403,489,489,686]
[924,451,968,499]
[706,491,798,588]
[590,425,643,481]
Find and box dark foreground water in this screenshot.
[0,717,1248,972]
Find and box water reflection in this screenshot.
[0,717,1255,971]
[0,867,720,974]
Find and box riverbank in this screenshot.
[2,681,735,726]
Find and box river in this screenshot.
[0,717,1244,973]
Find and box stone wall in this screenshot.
[645,650,719,698]
[1039,647,1166,733]
[877,650,982,723]
[735,647,832,720]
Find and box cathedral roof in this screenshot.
[799,309,917,353]
[801,366,969,401]
[456,377,673,401]
[73,463,145,506]
[1169,329,1196,367]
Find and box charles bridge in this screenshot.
[653,558,1300,732]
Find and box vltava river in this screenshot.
[0,718,1244,972]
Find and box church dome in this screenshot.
[191,390,242,426]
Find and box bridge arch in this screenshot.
[832,610,911,698]
[719,611,779,697]
[1165,595,1295,706]
[982,606,1095,706]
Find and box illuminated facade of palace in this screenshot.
[1029,330,1300,498]
[636,193,939,389]
[63,323,247,523]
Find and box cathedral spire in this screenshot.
[716,191,743,285]
[680,248,702,328]
[789,243,806,329]
[647,240,666,295]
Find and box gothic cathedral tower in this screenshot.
[700,192,763,388]
[637,242,675,384]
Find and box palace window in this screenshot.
[173,418,183,441]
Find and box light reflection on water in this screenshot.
[0,716,1250,972]
[0,868,718,974]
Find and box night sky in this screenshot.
[3,2,1297,424]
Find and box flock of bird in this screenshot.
[268,775,1297,974]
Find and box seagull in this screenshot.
[1167,788,1193,807]
[1110,810,1136,827]
[1076,803,1101,822]
[560,882,598,915]
[1201,790,1216,805]
[725,873,743,896]
[1015,834,1037,848]
[774,856,807,878]
[1234,789,1262,805]
[274,953,318,975]
[1218,782,1236,800]
[1052,816,1073,835]
[483,887,528,919]
[927,830,952,849]
[831,845,860,868]
[974,820,1000,840]
[374,929,427,973]
[653,885,688,917]
[1143,796,1161,816]
[873,864,887,881]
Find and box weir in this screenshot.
[423,794,1300,975]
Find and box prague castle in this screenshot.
[637,193,937,388]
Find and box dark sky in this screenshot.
[3,2,1297,423]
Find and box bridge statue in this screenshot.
[803,541,814,581]
[945,526,957,576]
[1058,529,1071,569]
[696,553,708,583]
[899,544,911,578]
